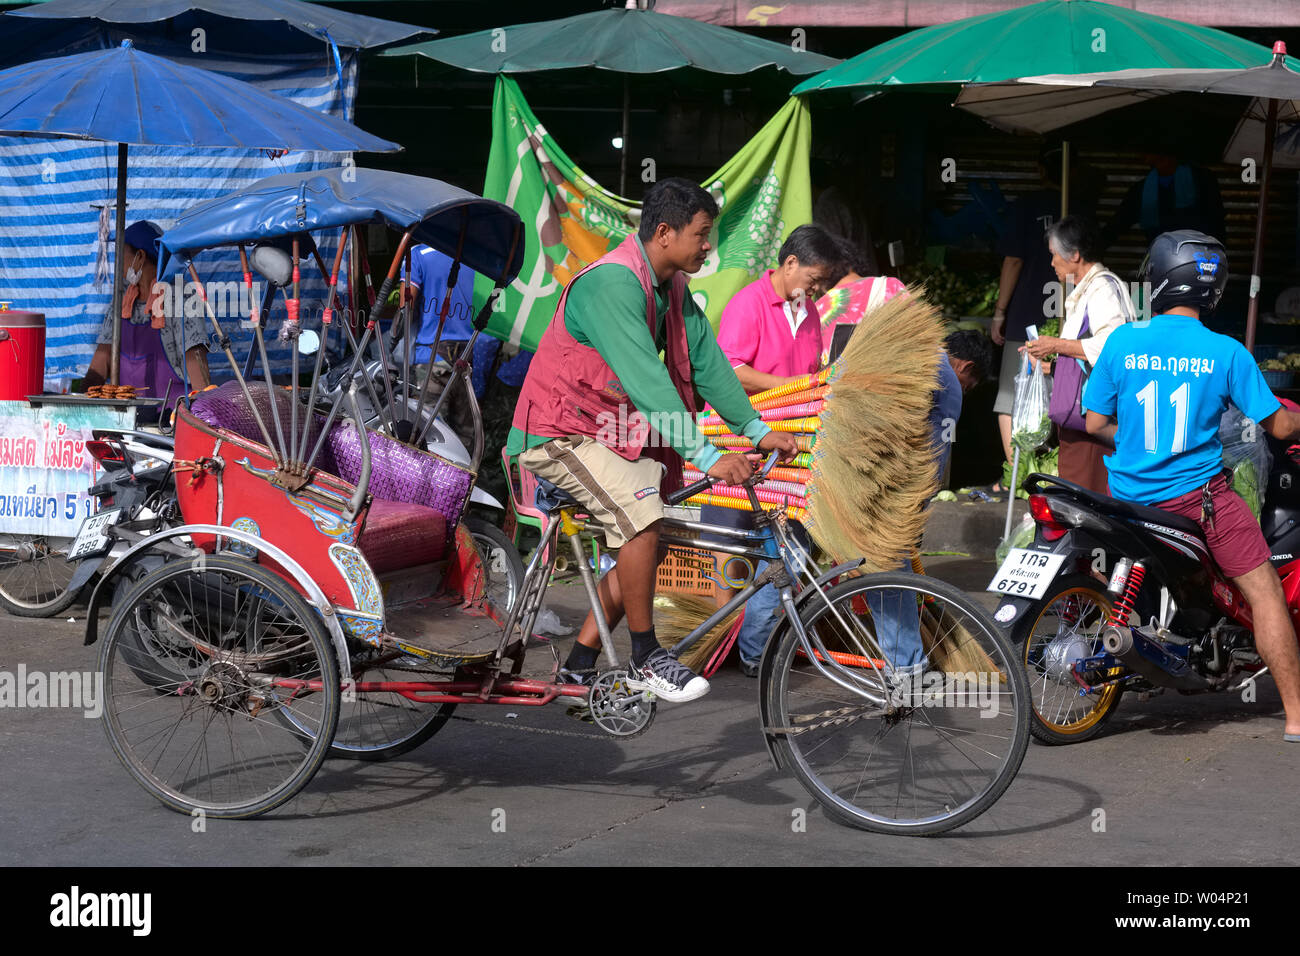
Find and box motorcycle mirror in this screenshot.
[297,328,321,358]
[249,244,294,289]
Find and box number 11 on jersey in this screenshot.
[1136,379,1189,454]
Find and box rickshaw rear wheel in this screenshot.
[100,554,339,819]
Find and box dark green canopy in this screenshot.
[382,7,837,76]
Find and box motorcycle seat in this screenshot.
[1034,473,1205,539]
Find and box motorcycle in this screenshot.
[988,434,1300,744]
[64,429,178,605]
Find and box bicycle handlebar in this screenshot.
[664,450,781,507]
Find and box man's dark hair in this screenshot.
[638,178,719,242]
[776,223,840,271]
[824,233,872,287]
[945,329,996,384]
[1046,214,1102,264]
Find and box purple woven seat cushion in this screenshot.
[191,381,336,475]
[358,499,446,574]
[328,421,472,536]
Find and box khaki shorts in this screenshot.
[519,436,665,548]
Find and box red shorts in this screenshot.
[1153,473,1271,579]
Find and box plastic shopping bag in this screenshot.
[1219,404,1272,521]
[1011,357,1053,455]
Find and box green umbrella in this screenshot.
[794,0,1273,95]
[383,2,837,192]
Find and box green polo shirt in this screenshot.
[506,238,767,470]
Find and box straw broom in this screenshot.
[654,593,741,674]
[659,286,999,675]
[803,291,998,676]
[803,288,943,570]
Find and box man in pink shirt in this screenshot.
[705,224,838,675]
[715,224,838,393]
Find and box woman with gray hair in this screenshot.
[1022,214,1135,494]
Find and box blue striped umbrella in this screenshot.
[0,38,400,381]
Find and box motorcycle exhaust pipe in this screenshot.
[1103,625,1210,691]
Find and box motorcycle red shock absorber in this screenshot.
[1107,560,1146,628]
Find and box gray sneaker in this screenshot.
[626,649,710,703]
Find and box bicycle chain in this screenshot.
[765,704,888,736]
[449,713,605,741]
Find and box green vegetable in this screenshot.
[1011,414,1051,455]
[1002,447,1058,499]
[899,262,1000,320]
[996,516,1037,563]
[1232,459,1262,521]
[934,490,958,502]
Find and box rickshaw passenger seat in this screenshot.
[187,381,470,573]
[358,499,446,573]
[190,381,337,475]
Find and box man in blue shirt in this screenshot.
[1084,230,1300,741]
[405,243,477,365]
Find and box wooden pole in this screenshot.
[1060,140,1070,219]
[108,142,127,386]
[620,76,630,197]
[1245,98,1279,353]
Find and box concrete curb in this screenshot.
[921,498,1028,559]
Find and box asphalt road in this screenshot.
[1,556,1297,868]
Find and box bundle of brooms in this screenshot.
[658,287,996,677]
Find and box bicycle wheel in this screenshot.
[0,534,82,617]
[764,572,1029,836]
[467,517,525,614]
[1011,574,1125,745]
[100,554,339,819]
[312,650,457,761]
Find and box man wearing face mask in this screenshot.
[84,220,211,403]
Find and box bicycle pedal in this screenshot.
[565,704,594,723]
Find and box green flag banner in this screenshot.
[477,76,812,352]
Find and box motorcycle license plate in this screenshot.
[67,508,123,561]
[986,549,1067,600]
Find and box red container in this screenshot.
[0,310,46,400]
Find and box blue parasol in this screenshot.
[5,0,431,55]
[160,167,524,287]
[0,39,401,382]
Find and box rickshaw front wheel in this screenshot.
[100,554,340,819]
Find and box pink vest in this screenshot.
[513,235,696,492]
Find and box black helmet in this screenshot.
[1143,230,1228,315]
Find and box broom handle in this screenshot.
[666,451,780,507]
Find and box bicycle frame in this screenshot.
[492,454,896,709]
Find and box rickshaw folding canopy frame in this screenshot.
[158,167,526,288]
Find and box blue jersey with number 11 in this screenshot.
[1082,314,1279,505]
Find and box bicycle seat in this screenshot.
[534,477,581,514]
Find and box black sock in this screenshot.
[630,628,659,666]
[564,642,600,672]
